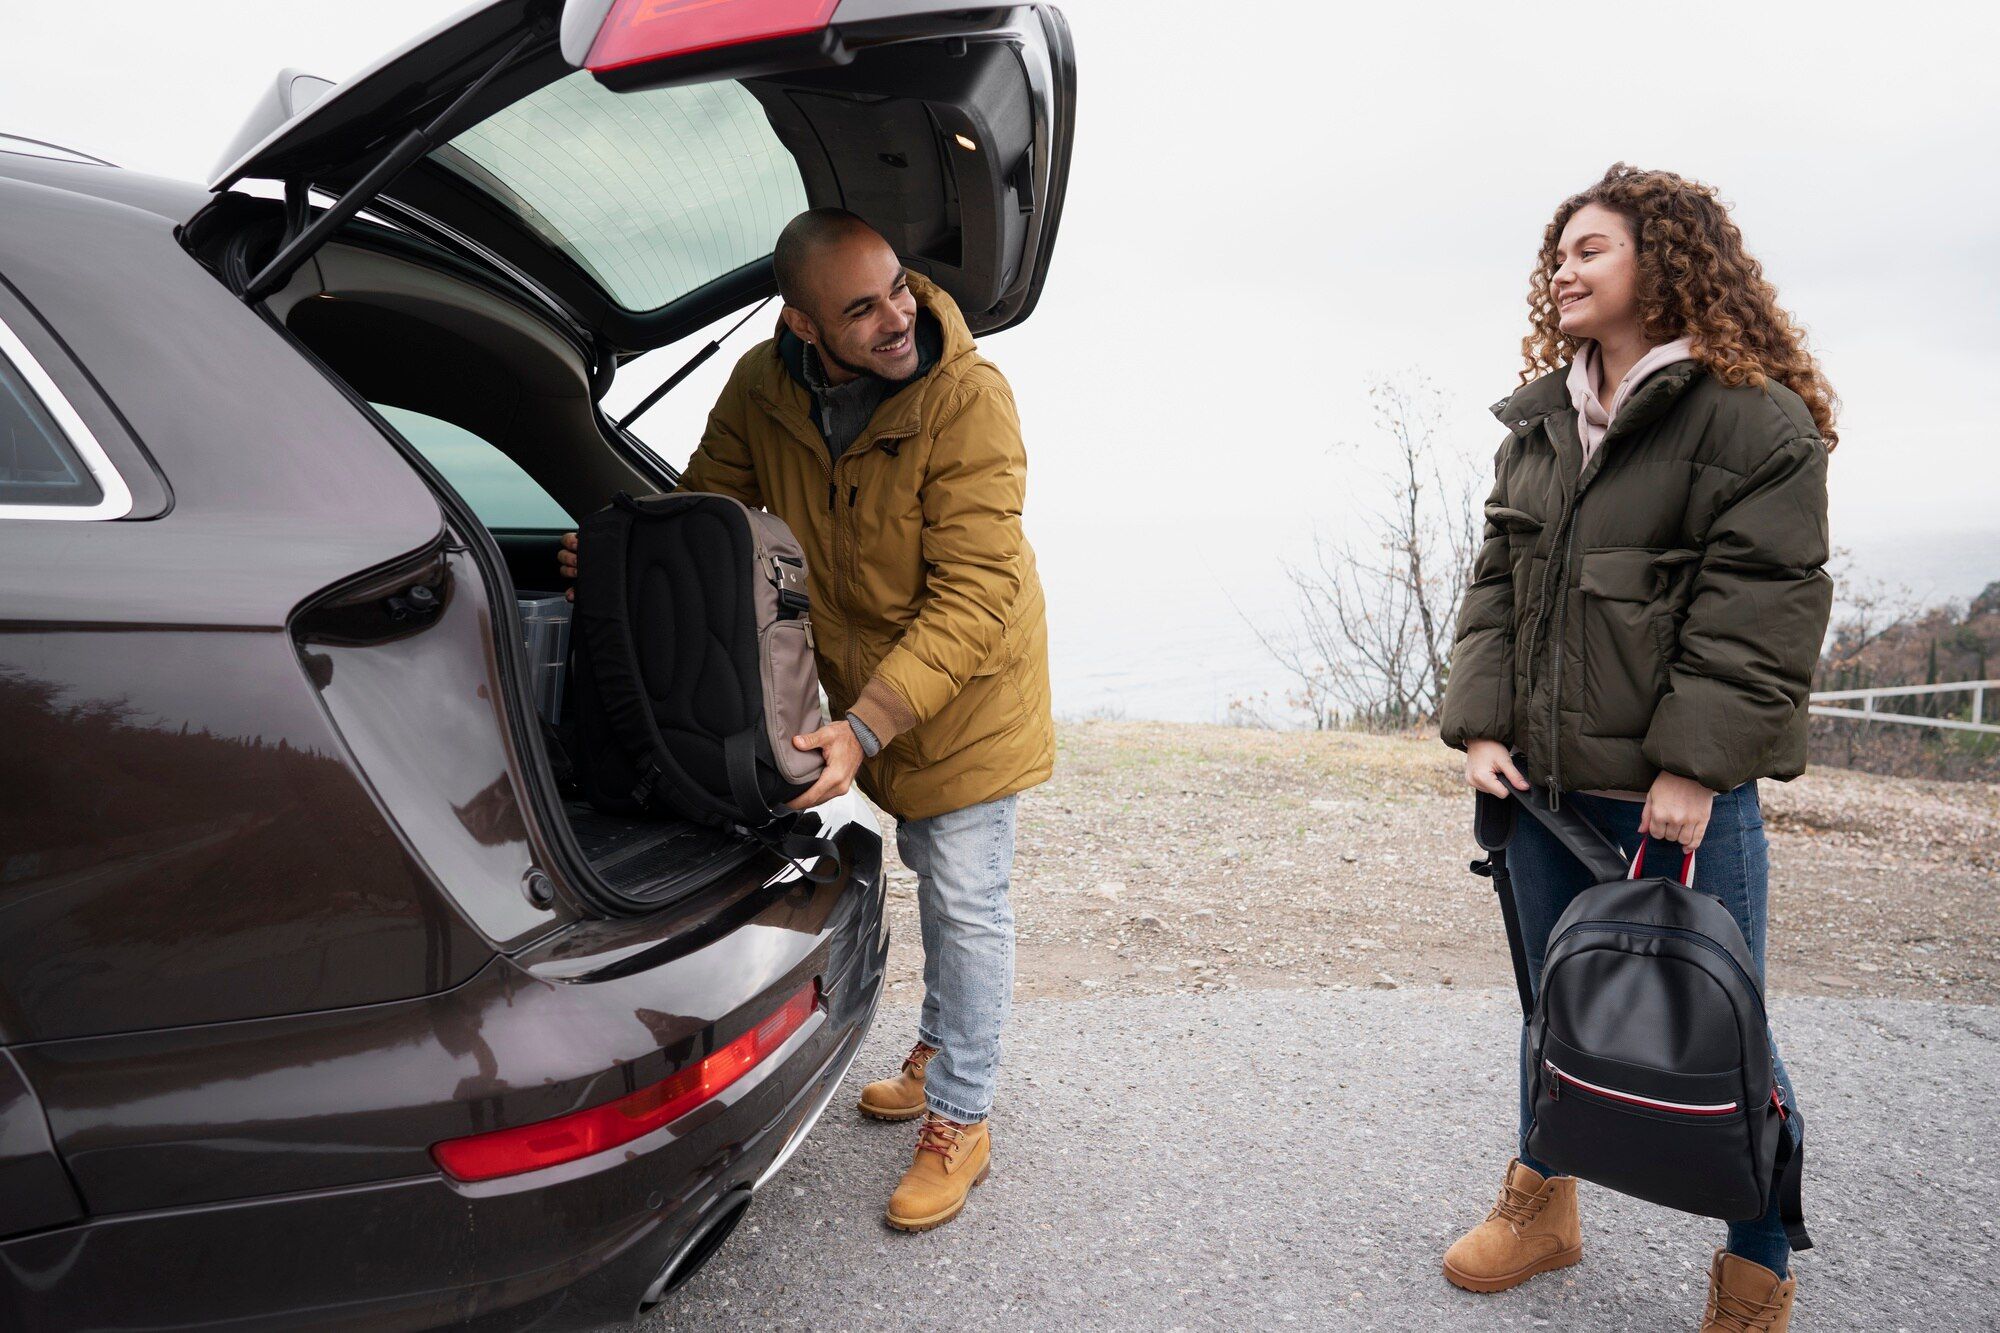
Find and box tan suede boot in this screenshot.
[1441,1159,1583,1293]
[1700,1249,1797,1332]
[884,1112,991,1233]
[858,1041,938,1121]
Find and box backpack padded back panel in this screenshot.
[571,492,823,829]
[636,504,753,808]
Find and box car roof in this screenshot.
[0,144,211,224]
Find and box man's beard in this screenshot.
[822,334,916,383]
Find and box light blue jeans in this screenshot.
[895,793,1018,1123]
[1509,784,1802,1276]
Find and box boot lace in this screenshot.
[1488,1178,1549,1230]
[916,1111,967,1159]
[903,1041,939,1076]
[1706,1281,1785,1332]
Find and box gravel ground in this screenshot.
[609,723,2000,1330]
[641,988,2000,1331]
[884,722,2000,1008]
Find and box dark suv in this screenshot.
[0,1,1072,1326]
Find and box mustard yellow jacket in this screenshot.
[679,274,1054,820]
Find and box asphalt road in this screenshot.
[633,988,2000,1331]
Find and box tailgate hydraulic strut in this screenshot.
[240,27,544,304]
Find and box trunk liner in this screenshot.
[562,801,759,902]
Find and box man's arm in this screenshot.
[844,375,1027,748]
[675,370,764,505]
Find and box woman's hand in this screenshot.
[1640,771,1716,849]
[1464,739,1530,799]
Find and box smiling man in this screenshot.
[561,207,1052,1232]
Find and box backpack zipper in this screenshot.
[1542,1058,1738,1116]
[1547,918,1768,1021]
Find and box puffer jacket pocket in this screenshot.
[1577,548,1671,737]
[1649,548,1702,667]
[1487,505,1546,628]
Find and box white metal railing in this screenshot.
[1808,679,2000,736]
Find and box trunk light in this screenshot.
[585,0,839,73]
[432,981,820,1182]
[953,133,977,151]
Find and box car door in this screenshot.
[208,0,1075,363]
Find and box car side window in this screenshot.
[376,405,574,531]
[0,313,132,519]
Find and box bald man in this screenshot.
[562,209,1052,1231]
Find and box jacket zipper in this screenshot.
[1542,1059,1738,1116]
[841,427,920,700]
[1546,517,1580,807]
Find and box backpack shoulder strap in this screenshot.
[1776,1104,1813,1251]
[723,728,843,883]
[1511,783,1631,882]
[1471,791,1534,1018]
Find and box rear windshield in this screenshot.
[434,71,806,315]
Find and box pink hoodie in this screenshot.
[1567,337,1696,467]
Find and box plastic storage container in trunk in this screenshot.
[519,594,571,723]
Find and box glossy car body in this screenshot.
[0,0,1071,1326]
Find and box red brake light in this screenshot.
[585,0,841,73]
[432,981,820,1182]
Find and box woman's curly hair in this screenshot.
[1522,163,1839,447]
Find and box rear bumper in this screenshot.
[0,826,887,1332]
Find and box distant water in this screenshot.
[1047,525,2000,726]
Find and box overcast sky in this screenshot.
[5,1,1996,719]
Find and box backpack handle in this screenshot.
[1627,836,1696,887]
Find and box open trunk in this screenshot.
[189,0,1072,914]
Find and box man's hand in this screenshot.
[1640,771,1716,850]
[557,532,579,602]
[1464,738,1530,799]
[784,720,864,811]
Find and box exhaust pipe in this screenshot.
[638,1187,754,1311]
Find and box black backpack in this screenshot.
[1471,789,1811,1251]
[570,492,840,878]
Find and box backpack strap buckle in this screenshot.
[631,759,661,810]
[769,557,810,613]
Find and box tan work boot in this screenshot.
[1442,1159,1583,1293]
[884,1111,991,1232]
[858,1041,939,1121]
[1700,1249,1797,1332]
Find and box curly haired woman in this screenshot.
[1438,164,1836,1330]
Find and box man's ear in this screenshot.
[779,305,818,345]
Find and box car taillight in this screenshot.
[432,980,820,1182]
[584,0,840,73]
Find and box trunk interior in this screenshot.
[262,219,763,912]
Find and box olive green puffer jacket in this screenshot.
[1440,362,1832,796]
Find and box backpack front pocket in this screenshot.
[1528,1035,1763,1221]
[760,617,824,786]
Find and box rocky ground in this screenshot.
[873,722,2000,1009]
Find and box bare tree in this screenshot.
[1249,374,1479,730]
[1818,546,1921,678]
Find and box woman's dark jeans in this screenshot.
[1508,783,1801,1276]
